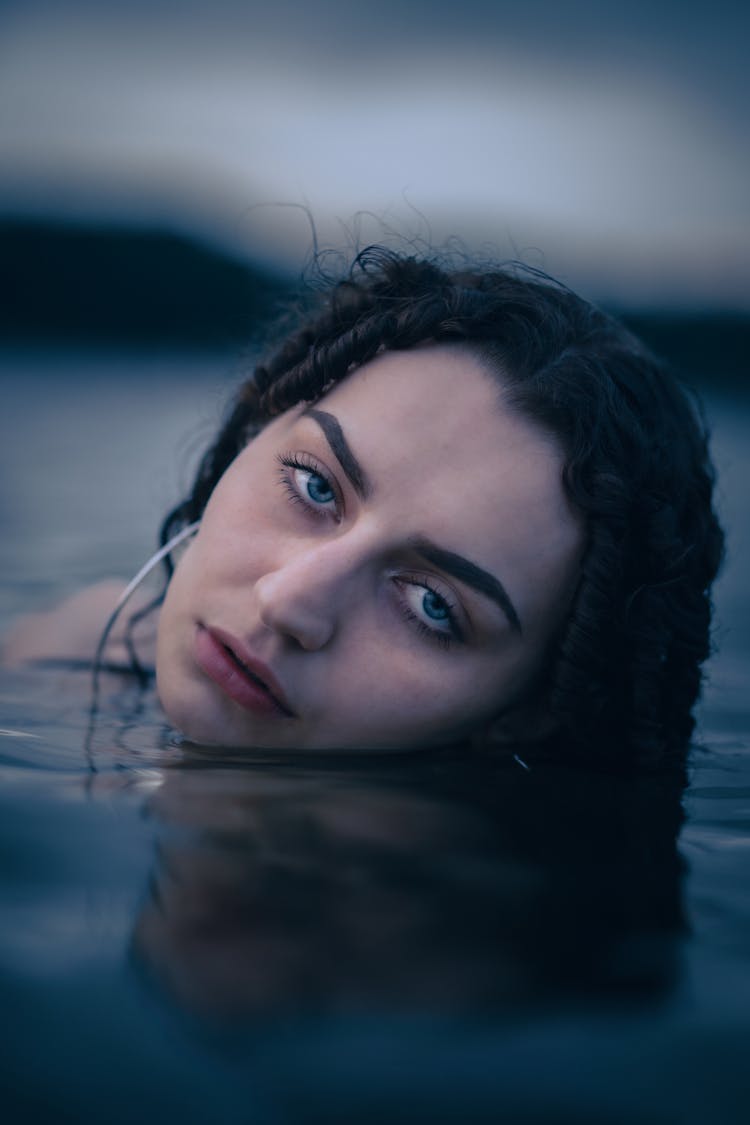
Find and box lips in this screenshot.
[194,625,296,718]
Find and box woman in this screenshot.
[3,249,724,768]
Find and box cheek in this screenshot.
[156,539,222,679]
[156,557,198,693]
[172,492,276,601]
[326,632,524,732]
[194,467,296,581]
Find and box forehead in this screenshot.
[310,345,583,620]
[324,342,528,434]
[318,345,562,517]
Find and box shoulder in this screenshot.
[1,581,158,668]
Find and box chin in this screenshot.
[158,702,214,746]
[156,674,219,746]
[156,676,468,754]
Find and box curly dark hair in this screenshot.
[161,248,724,770]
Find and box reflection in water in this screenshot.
[131,756,685,1022]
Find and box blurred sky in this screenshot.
[0,0,748,307]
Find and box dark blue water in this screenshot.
[1,350,749,1123]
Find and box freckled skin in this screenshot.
[156,346,584,751]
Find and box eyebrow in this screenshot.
[304,408,372,499]
[413,539,523,636]
[304,407,521,635]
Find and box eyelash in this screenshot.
[276,450,463,650]
[276,452,341,520]
[394,576,462,650]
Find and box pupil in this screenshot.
[307,473,333,503]
[423,590,448,620]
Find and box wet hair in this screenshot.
[161,248,724,771]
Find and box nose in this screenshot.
[253,537,362,651]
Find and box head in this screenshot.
[156,249,724,769]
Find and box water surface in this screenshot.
[1,349,748,1123]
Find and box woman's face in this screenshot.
[157,345,583,751]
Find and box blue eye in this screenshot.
[422,588,450,621]
[305,471,335,505]
[277,453,340,519]
[395,578,461,647]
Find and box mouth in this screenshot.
[194,625,296,718]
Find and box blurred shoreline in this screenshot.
[2,217,749,390]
